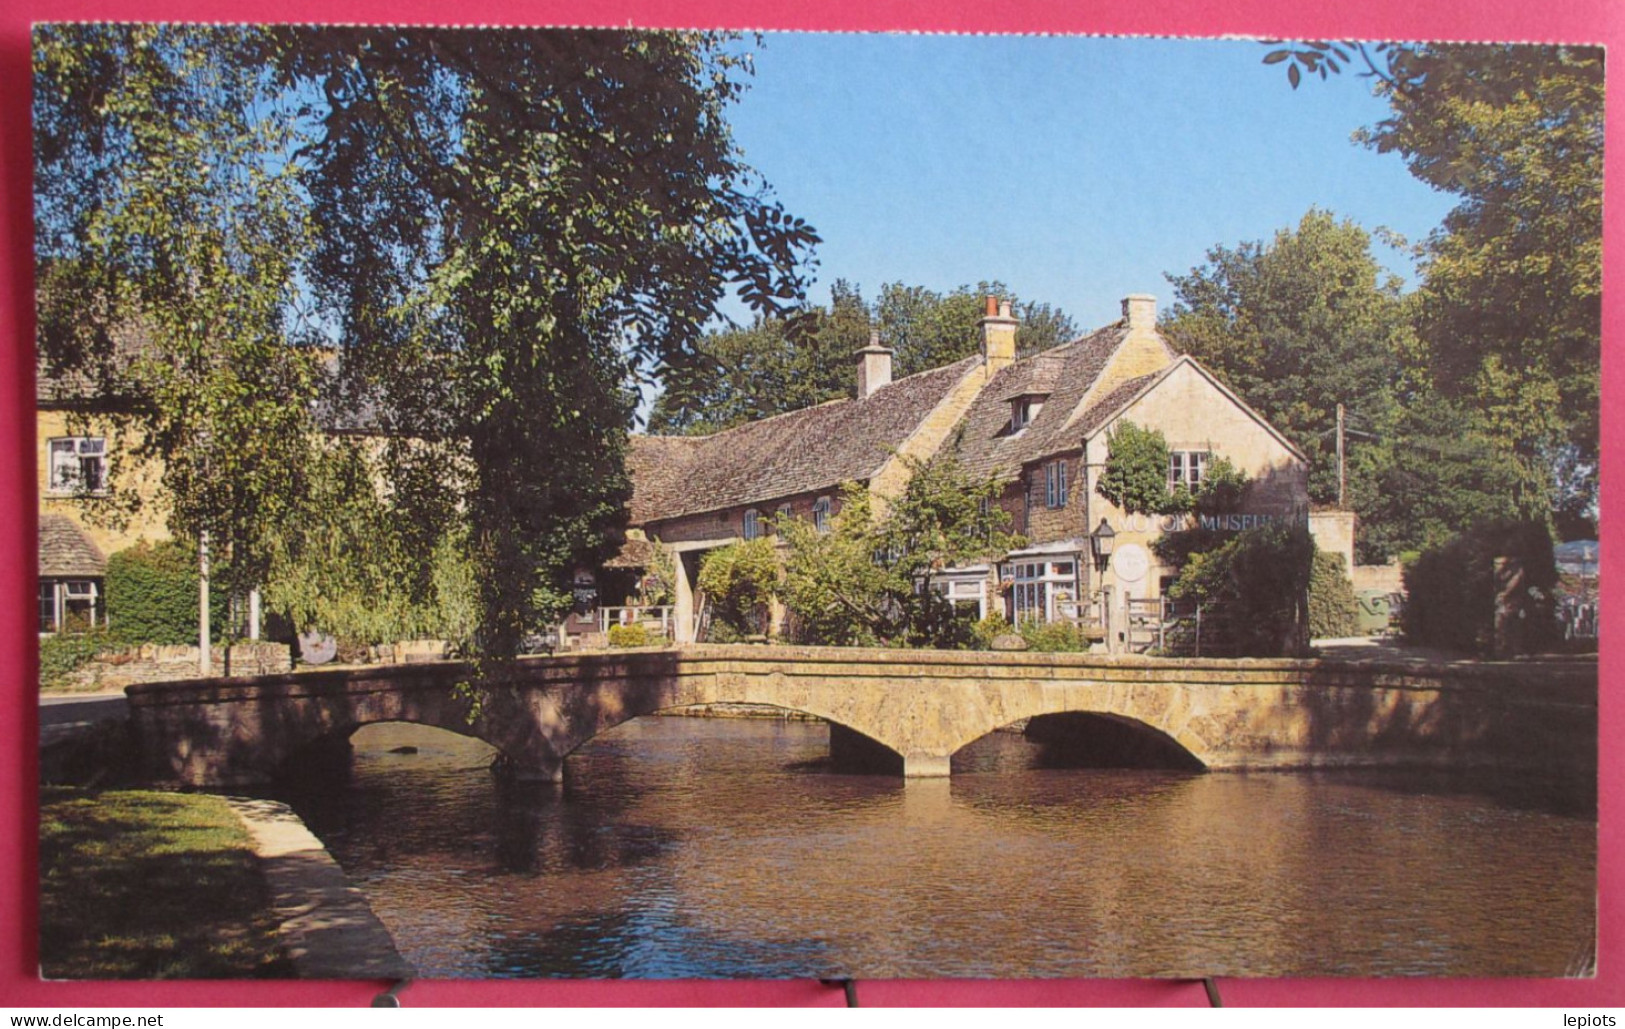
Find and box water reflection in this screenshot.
[283,717,1595,979]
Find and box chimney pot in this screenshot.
[985,295,999,317]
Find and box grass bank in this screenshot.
[39,787,292,979]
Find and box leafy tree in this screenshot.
[258,440,479,650]
[1165,525,1313,657]
[35,24,324,612]
[1262,42,1602,521]
[1162,209,1411,506]
[779,456,1020,648]
[35,26,820,660]
[648,279,1076,434]
[696,537,780,638]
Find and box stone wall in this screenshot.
[1352,561,1406,594]
[58,641,291,691]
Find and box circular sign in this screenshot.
[1113,543,1150,583]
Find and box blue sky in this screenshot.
[718,34,1457,332]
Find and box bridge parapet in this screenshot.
[124,645,1596,787]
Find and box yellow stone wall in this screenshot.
[37,409,172,559]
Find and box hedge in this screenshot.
[1308,551,1360,639]
[105,541,227,646]
[1402,519,1558,656]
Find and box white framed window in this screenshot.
[38,578,102,634]
[933,575,989,620]
[1044,460,1069,508]
[1007,559,1079,624]
[1170,450,1210,490]
[812,496,833,533]
[777,503,794,525]
[48,437,107,495]
[742,508,763,540]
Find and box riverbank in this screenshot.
[39,787,292,978]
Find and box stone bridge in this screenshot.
[124,644,1597,787]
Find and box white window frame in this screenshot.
[1044,460,1068,509]
[1170,450,1210,491]
[777,503,794,525]
[742,508,763,540]
[39,578,102,634]
[1007,559,1080,624]
[48,437,108,495]
[812,495,833,533]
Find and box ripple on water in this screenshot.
[282,718,1595,980]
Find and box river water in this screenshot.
[285,717,1596,979]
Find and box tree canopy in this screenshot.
[34,25,819,655]
[778,456,1020,648]
[1261,42,1602,533]
[648,279,1076,435]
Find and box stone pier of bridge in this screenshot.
[123,644,1596,788]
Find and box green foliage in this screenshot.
[606,623,654,648]
[1402,519,1559,657]
[1308,551,1360,639]
[649,279,1077,434]
[1257,44,1602,529]
[1095,422,1245,517]
[969,613,1012,650]
[39,630,114,689]
[1165,525,1314,657]
[1019,619,1091,653]
[260,441,478,649]
[35,26,820,661]
[1162,209,1411,509]
[697,537,781,638]
[1096,422,1172,515]
[780,455,1022,648]
[105,541,227,646]
[1363,46,1602,482]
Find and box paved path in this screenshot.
[226,796,415,980]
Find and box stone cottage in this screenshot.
[622,294,1315,648]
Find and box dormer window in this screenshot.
[742,508,763,540]
[1011,397,1043,432]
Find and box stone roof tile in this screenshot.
[632,356,980,523]
[953,322,1128,479]
[38,515,107,578]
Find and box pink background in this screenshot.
[2,0,1618,1007]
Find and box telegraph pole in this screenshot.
[1336,403,1346,509]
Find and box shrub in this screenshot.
[697,538,780,638]
[39,629,114,689]
[1308,551,1360,639]
[1165,525,1313,657]
[1019,619,1091,653]
[970,613,1012,650]
[1402,519,1558,656]
[105,541,226,646]
[607,623,653,648]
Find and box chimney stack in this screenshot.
[980,296,1018,374]
[1122,293,1157,332]
[855,330,894,399]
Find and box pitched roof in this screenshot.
[952,322,1128,479]
[626,435,705,525]
[38,515,107,578]
[1074,372,1162,438]
[630,356,981,523]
